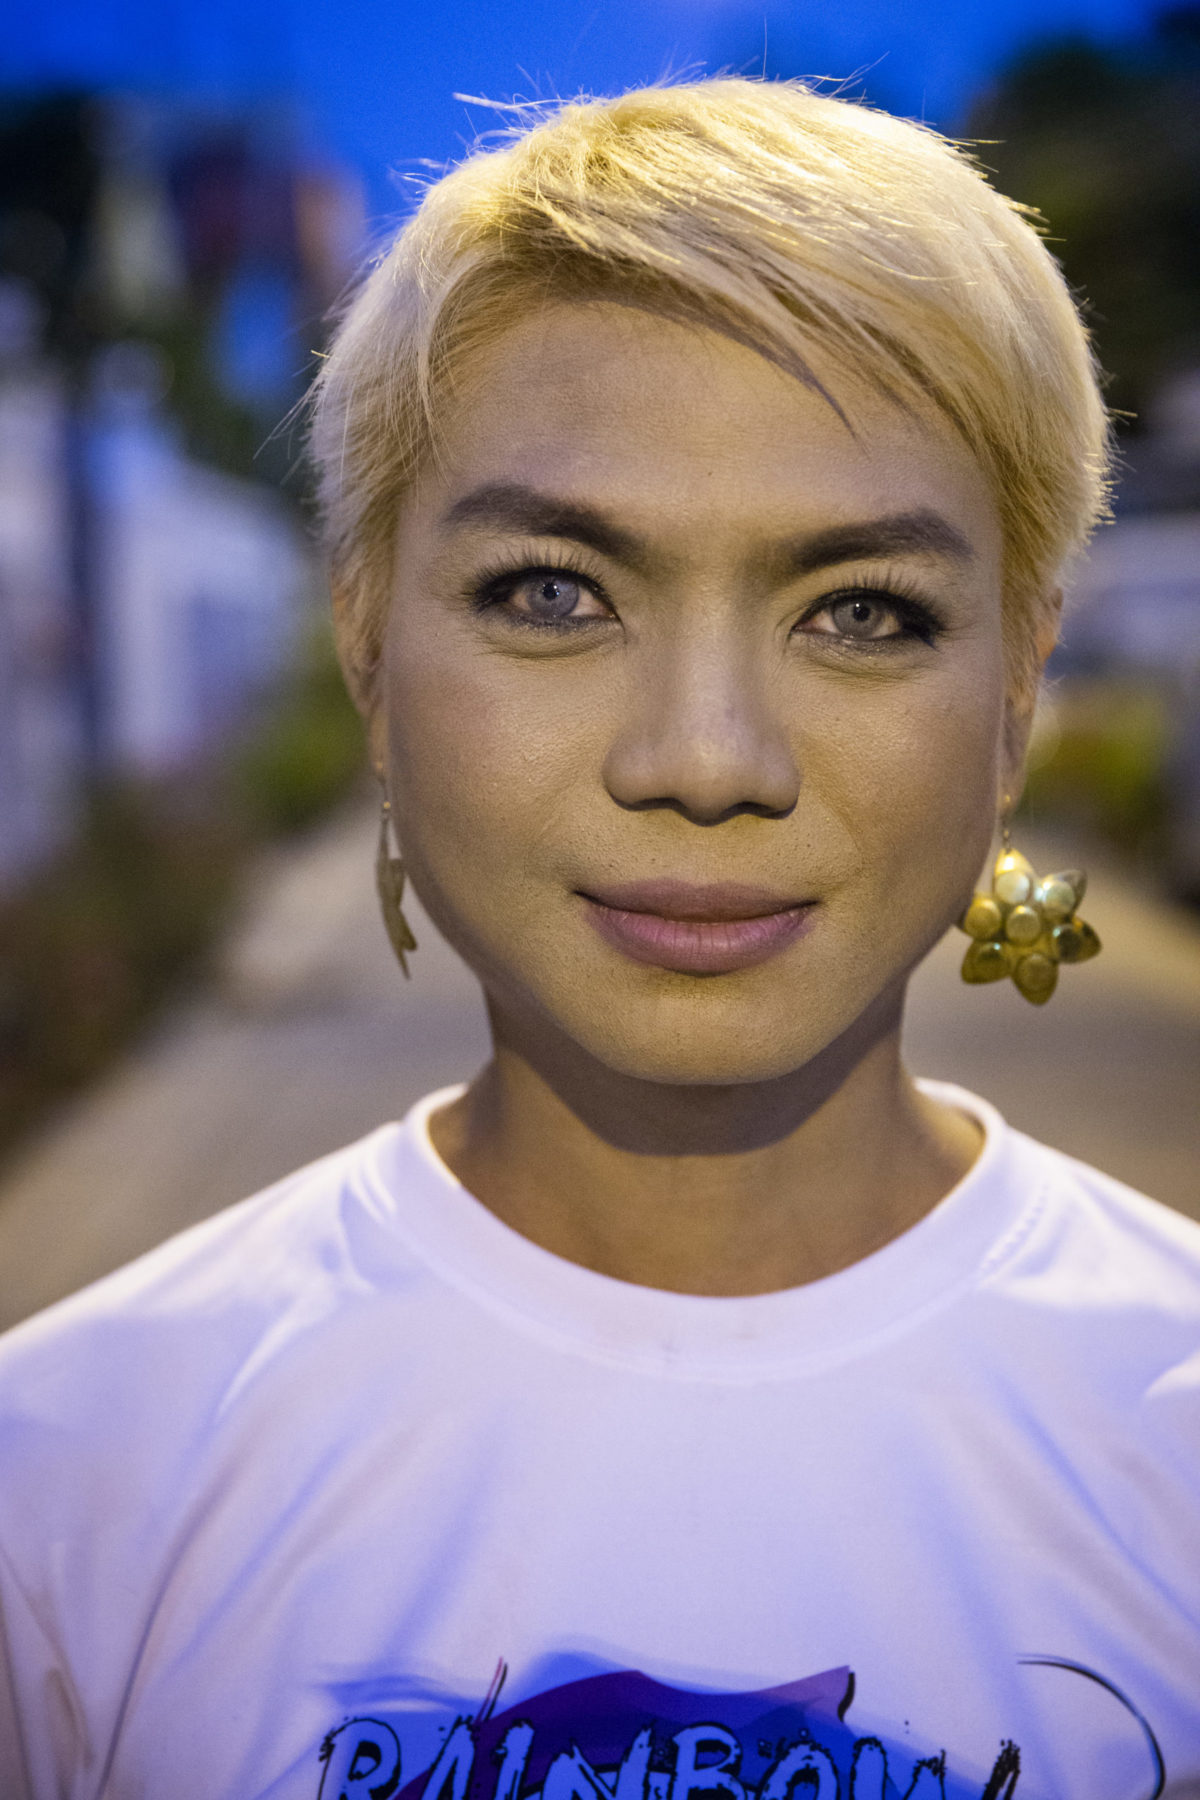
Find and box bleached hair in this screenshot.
[309,77,1111,709]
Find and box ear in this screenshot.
[330,581,388,772]
[331,579,380,707]
[1035,585,1064,667]
[1000,586,1063,810]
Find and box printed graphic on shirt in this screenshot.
[315,1660,1168,1800]
[316,1666,996,1800]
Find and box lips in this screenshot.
[580,881,816,975]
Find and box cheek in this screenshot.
[380,625,586,909]
[804,662,1006,931]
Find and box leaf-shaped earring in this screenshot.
[957,811,1100,1006]
[375,795,417,977]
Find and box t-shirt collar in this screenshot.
[362,1079,1044,1380]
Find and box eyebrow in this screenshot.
[442,483,646,566]
[783,511,975,575]
[441,482,974,574]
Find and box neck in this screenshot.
[428,988,982,1296]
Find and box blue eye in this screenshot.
[513,575,585,620]
[473,563,612,629]
[828,595,900,639]
[798,584,943,648]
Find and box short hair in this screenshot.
[309,77,1111,710]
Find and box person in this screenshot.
[1,76,1198,1800]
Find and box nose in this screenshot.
[602,630,801,824]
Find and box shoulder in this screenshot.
[972,1122,1200,1423]
[0,1119,433,1758]
[919,1079,1200,1320]
[0,1121,411,1464]
[999,1125,1200,1304]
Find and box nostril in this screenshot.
[602,717,801,823]
[610,793,794,824]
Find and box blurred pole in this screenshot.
[62,370,101,765]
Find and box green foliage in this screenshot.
[233,623,365,833]
[0,90,311,487]
[1021,681,1171,855]
[147,311,278,485]
[0,776,247,1149]
[0,620,365,1164]
[969,13,1200,423]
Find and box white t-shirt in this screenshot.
[1,1081,1199,1800]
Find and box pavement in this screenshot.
[0,799,1196,1331]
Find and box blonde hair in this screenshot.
[310,77,1111,708]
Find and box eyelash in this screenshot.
[468,548,613,631]
[799,573,947,648]
[468,555,947,646]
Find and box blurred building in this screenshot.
[0,288,79,888]
[0,91,365,894]
[1064,510,1200,674]
[1051,379,1200,897]
[1119,367,1200,516]
[88,340,310,772]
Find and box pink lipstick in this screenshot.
[580,881,815,975]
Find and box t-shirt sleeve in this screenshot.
[0,1538,83,1800]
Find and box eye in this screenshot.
[823,594,903,639]
[798,585,942,647]
[499,571,610,623]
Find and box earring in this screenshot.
[375,795,417,977]
[957,805,1100,1005]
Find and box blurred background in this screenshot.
[0,0,1197,1325]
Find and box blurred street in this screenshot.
[0,797,1195,1331]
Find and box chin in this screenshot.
[587,1039,822,1088]
[548,983,860,1088]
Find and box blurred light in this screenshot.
[90,338,172,414]
[0,278,44,360]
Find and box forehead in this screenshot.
[420,300,1003,565]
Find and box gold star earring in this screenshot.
[375,792,417,977]
[957,801,1100,1005]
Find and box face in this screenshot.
[369,302,1015,1085]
